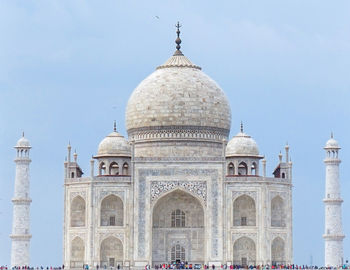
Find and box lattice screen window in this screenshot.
[171,209,185,227]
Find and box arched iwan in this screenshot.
[152,190,205,266]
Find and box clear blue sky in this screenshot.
[0,0,350,266]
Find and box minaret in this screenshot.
[323,134,345,267]
[10,133,32,267]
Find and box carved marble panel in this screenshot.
[232,191,257,201]
[232,233,257,243]
[151,181,207,206]
[70,191,86,202]
[99,190,125,202]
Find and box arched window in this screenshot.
[251,162,257,175]
[271,237,285,265]
[171,209,185,227]
[281,172,285,178]
[271,196,285,227]
[70,237,85,268]
[233,195,256,226]
[122,163,129,175]
[100,195,124,226]
[228,163,235,175]
[71,196,86,227]
[71,172,75,178]
[171,244,185,262]
[238,162,248,175]
[109,162,119,175]
[99,162,106,175]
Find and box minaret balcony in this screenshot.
[11,198,32,204]
[322,234,345,240]
[323,198,343,204]
[10,234,32,240]
[324,158,341,164]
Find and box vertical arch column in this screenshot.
[271,196,285,227]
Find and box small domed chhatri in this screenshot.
[96,122,131,158]
[126,22,231,140]
[15,132,31,148]
[324,133,340,149]
[226,123,261,157]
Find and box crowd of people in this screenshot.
[0,267,64,270]
[149,264,350,270]
[1,265,350,270]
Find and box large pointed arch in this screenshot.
[100,236,123,267]
[232,237,256,266]
[233,195,256,226]
[100,194,124,226]
[152,189,205,265]
[71,196,86,227]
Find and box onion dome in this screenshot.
[125,23,231,140]
[95,122,131,158]
[324,133,340,149]
[226,124,260,157]
[15,133,31,148]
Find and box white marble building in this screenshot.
[323,135,345,266]
[63,26,293,269]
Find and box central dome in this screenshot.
[126,51,231,138]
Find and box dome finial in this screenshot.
[113,120,117,132]
[174,21,183,56]
[240,121,244,133]
[331,131,333,139]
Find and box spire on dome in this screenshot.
[157,22,201,70]
[331,132,333,139]
[114,120,117,132]
[240,121,244,133]
[174,21,183,56]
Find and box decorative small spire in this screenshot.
[113,120,117,132]
[331,132,334,139]
[22,131,24,137]
[174,21,183,56]
[240,121,244,133]
[73,150,78,162]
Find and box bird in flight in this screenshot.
[155,16,160,19]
